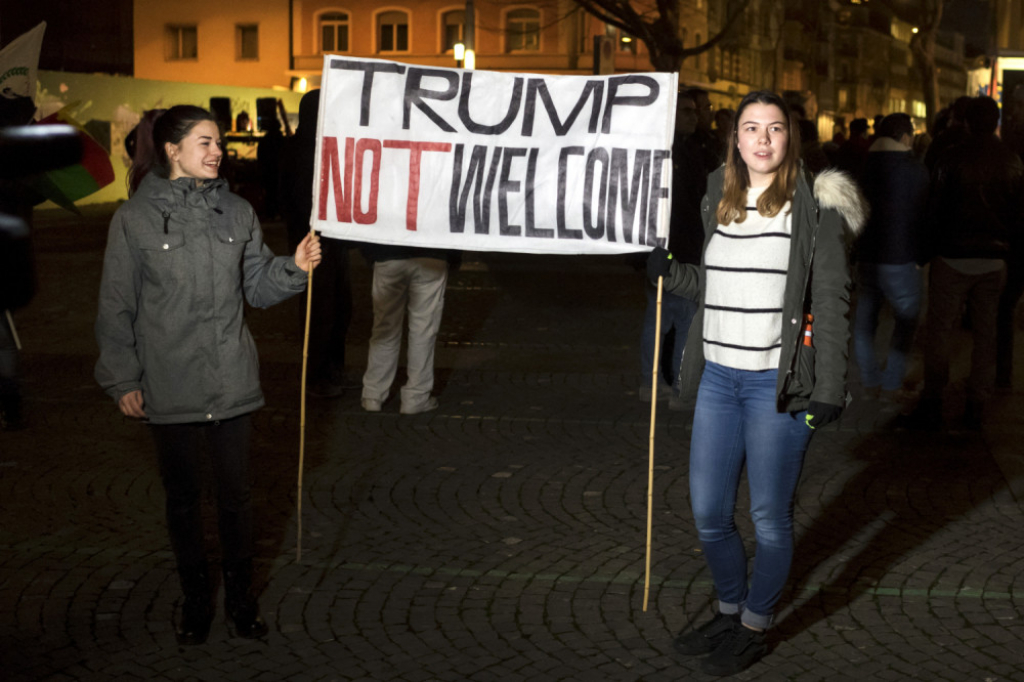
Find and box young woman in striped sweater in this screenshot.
[648,90,866,676]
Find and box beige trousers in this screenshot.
[361,257,448,410]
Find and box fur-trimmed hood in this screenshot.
[811,168,868,237]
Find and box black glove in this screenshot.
[805,401,843,429]
[646,247,673,283]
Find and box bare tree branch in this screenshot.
[569,0,754,71]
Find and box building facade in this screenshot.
[132,0,968,127]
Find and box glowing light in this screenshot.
[464,49,475,70]
[453,42,465,61]
[912,27,919,33]
[297,77,308,93]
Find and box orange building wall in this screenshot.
[134,0,292,89]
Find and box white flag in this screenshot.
[0,21,46,125]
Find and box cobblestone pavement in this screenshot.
[2,206,1024,681]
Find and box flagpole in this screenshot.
[296,234,315,563]
[643,274,664,612]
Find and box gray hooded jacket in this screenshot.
[95,173,308,424]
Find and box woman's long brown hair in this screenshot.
[716,90,802,225]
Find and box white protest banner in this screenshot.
[313,56,677,255]
[0,21,45,125]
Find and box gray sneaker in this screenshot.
[400,397,439,415]
[673,612,740,656]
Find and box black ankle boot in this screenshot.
[176,564,213,645]
[223,559,268,639]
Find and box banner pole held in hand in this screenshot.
[296,230,315,563]
[643,274,664,612]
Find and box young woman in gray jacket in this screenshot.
[648,90,865,676]
[95,105,321,644]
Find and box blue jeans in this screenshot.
[640,284,698,390]
[853,262,921,391]
[689,362,813,629]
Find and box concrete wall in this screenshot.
[35,70,304,206]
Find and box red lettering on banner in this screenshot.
[319,136,354,222]
[383,140,453,231]
[353,138,382,224]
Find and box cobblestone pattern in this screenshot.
[1,211,1022,681]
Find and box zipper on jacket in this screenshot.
[162,211,170,235]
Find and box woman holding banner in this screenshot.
[95,105,321,644]
[647,90,865,676]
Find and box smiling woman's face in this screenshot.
[735,103,789,188]
[166,120,223,183]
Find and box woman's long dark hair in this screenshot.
[716,90,801,225]
[127,105,218,196]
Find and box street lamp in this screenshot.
[453,42,465,68]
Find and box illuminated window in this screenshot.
[442,10,465,52]
[166,25,197,60]
[378,10,409,52]
[237,25,258,61]
[506,8,540,52]
[320,12,349,53]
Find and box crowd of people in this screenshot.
[74,84,1021,677]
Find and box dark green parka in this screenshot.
[662,167,866,413]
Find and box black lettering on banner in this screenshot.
[602,75,660,134]
[648,149,671,246]
[498,147,527,236]
[584,148,609,240]
[557,147,584,240]
[521,79,604,136]
[331,59,407,127]
[459,72,524,135]
[449,144,489,233]
[481,148,502,234]
[608,148,651,244]
[523,148,550,238]
[404,67,459,132]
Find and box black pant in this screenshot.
[922,260,1005,404]
[996,262,1024,385]
[150,414,254,570]
[307,240,353,382]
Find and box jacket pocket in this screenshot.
[789,343,816,398]
[213,226,252,269]
[137,232,187,287]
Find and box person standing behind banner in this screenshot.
[279,88,355,398]
[360,243,458,415]
[95,105,322,645]
[685,88,726,174]
[647,90,865,676]
[639,91,703,405]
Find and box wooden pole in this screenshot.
[5,310,21,351]
[296,243,315,563]
[643,275,664,612]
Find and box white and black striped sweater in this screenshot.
[703,186,792,370]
